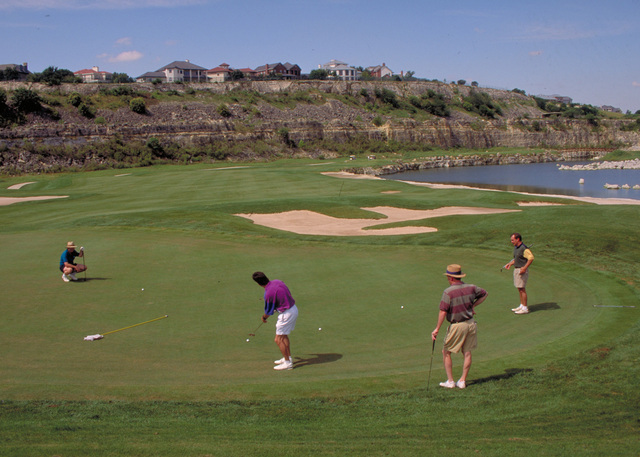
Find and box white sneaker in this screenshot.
[62,274,70,282]
[439,380,456,388]
[70,272,78,281]
[274,357,286,365]
[511,304,524,312]
[274,361,293,370]
[456,380,466,389]
[514,307,529,314]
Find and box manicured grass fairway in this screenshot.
[1,159,639,455]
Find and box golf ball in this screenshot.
[401,306,404,309]
[246,339,250,342]
[141,288,144,291]
[318,328,322,331]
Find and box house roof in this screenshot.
[136,71,166,79]
[323,59,349,68]
[0,63,30,74]
[207,67,232,73]
[74,68,112,75]
[254,63,286,72]
[157,60,208,71]
[284,62,300,70]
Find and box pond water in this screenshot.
[384,161,640,201]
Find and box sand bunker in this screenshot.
[0,196,68,206]
[236,206,519,236]
[7,182,36,190]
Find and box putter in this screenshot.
[427,338,436,391]
[248,321,263,337]
[84,315,168,341]
[81,246,87,281]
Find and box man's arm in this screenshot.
[431,310,447,341]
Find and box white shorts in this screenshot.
[276,305,298,335]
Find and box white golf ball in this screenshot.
[401,306,404,309]
[141,288,144,291]
[318,328,322,331]
[246,339,250,342]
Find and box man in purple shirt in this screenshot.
[431,264,488,389]
[252,271,299,371]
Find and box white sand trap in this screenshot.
[114,173,132,177]
[517,201,564,206]
[236,206,519,236]
[0,196,68,206]
[322,171,382,180]
[207,166,250,171]
[381,190,401,194]
[7,182,36,190]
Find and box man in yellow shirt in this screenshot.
[504,233,534,314]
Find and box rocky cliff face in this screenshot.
[1,81,639,170]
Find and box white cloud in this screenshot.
[529,50,543,56]
[107,50,144,62]
[116,37,132,46]
[0,0,208,10]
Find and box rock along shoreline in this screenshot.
[344,149,610,177]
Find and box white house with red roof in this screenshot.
[74,66,112,83]
[206,63,233,82]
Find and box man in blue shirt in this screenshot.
[59,241,86,282]
[252,271,298,371]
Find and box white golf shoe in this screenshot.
[62,273,70,282]
[274,357,286,364]
[70,272,78,281]
[274,360,293,370]
[439,380,456,388]
[514,306,529,314]
[511,304,523,312]
[456,380,466,389]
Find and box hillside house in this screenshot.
[206,63,233,82]
[253,62,301,79]
[74,66,113,83]
[0,62,31,81]
[136,60,208,83]
[319,60,359,81]
[366,63,393,78]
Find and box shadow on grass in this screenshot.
[529,302,560,313]
[469,368,533,386]
[78,277,110,282]
[294,353,343,367]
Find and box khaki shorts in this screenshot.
[443,319,477,354]
[513,268,528,288]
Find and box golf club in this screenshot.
[84,314,168,341]
[427,337,436,391]
[248,321,263,337]
[81,246,87,281]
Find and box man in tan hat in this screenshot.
[431,264,488,389]
[59,241,87,282]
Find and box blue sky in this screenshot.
[1,0,639,112]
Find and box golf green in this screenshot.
[0,162,638,401]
